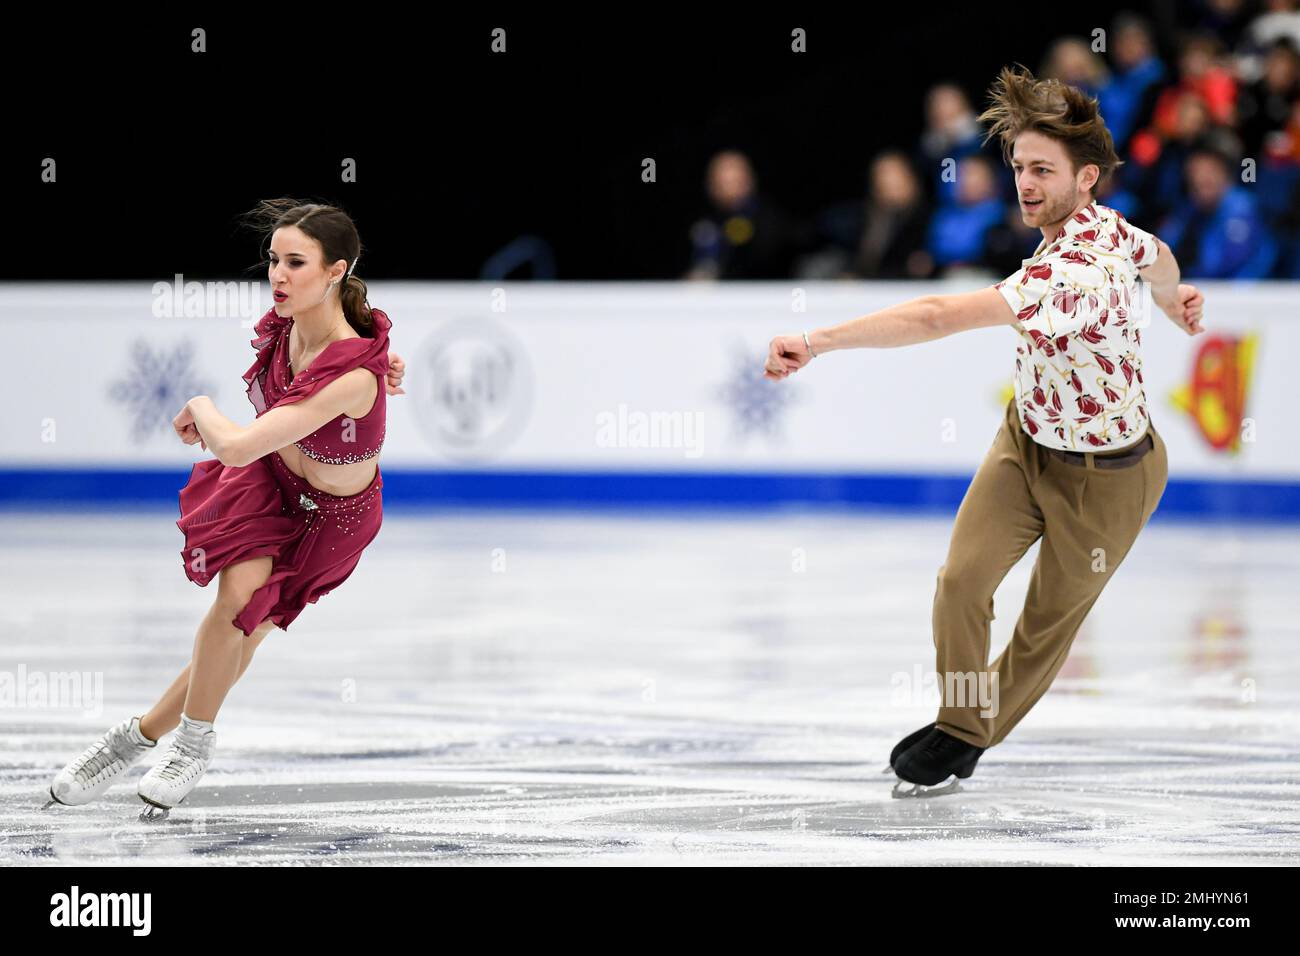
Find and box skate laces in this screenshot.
[73,722,144,785]
[73,742,121,785]
[156,727,213,783]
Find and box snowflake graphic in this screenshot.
[715,343,798,444]
[107,338,216,444]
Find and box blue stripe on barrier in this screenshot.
[0,468,1297,522]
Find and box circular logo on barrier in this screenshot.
[411,317,534,460]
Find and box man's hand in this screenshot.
[386,352,406,394]
[764,335,812,380]
[1156,283,1205,336]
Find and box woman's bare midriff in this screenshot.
[274,372,380,497]
[275,445,377,497]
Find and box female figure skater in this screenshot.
[45,199,407,819]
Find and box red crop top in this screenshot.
[243,305,391,465]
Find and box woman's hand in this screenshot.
[173,405,206,450]
[386,352,406,395]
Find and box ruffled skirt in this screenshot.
[176,451,383,636]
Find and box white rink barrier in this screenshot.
[1,281,1296,518]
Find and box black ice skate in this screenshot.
[880,722,936,774]
[891,727,984,798]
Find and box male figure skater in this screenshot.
[764,66,1205,796]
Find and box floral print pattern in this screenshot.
[994,202,1159,451]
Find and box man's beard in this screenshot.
[1038,188,1081,231]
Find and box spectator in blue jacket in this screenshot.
[926,156,1006,273]
[1096,172,1142,220]
[917,84,994,207]
[1097,13,1167,152]
[1132,93,1216,222]
[1161,144,1280,278]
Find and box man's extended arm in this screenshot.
[808,289,1016,353]
[764,289,1014,379]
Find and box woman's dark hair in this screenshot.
[237,198,374,336]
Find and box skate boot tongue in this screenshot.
[170,714,217,767]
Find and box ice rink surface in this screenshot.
[2,507,1298,866]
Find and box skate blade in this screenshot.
[891,775,961,799]
[138,795,180,821]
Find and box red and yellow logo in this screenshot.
[1170,333,1257,453]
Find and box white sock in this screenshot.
[179,713,215,735]
[129,716,157,746]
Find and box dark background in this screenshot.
[5,4,1179,280]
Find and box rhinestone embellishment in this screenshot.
[299,493,319,511]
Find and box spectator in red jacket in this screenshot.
[1149,32,1239,133]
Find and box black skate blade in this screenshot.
[891,775,962,799]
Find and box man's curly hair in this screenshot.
[977,63,1123,196]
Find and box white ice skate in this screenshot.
[44,715,158,808]
[136,714,217,820]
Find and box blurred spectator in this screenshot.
[926,156,1005,274]
[1257,99,1300,264]
[917,84,993,206]
[1244,0,1300,57]
[983,204,1043,277]
[1040,37,1110,95]
[1274,103,1300,277]
[1237,0,1300,83]
[1127,92,1216,222]
[1148,32,1238,130]
[1237,37,1300,156]
[685,150,795,280]
[1160,142,1280,278]
[851,151,935,279]
[1190,0,1257,54]
[1265,96,1300,161]
[1095,170,1142,219]
[1097,13,1167,152]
